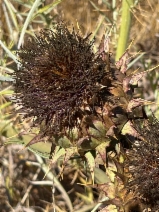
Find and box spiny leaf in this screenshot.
[57,135,72,148]
[63,147,78,165]
[94,168,111,184]
[100,198,122,207]
[93,183,116,199]
[59,147,78,179]
[77,136,89,147]
[96,142,110,167]
[109,85,125,97]
[121,120,140,139]
[106,168,116,183]
[98,35,110,61]
[106,125,117,138]
[130,64,159,86]
[99,205,117,212]
[115,49,129,74]
[51,146,65,165]
[127,98,154,112]
[27,142,51,158]
[88,120,107,143]
[123,75,132,93]
[23,133,43,148]
[75,192,93,204]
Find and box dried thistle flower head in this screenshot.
[126,118,159,209]
[13,22,110,135]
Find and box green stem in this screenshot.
[115,0,133,61]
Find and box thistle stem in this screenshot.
[115,0,134,61]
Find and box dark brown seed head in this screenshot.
[126,118,159,208]
[13,22,111,135]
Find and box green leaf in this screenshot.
[85,151,95,184]
[115,0,133,61]
[96,142,110,167]
[63,147,78,165]
[57,135,72,148]
[76,192,93,204]
[34,0,61,16]
[0,102,12,109]
[94,168,111,184]
[4,0,19,30]
[93,182,115,199]
[0,89,14,95]
[88,120,107,147]
[121,120,139,138]
[17,0,42,49]
[28,141,52,158]
[51,146,65,165]
[0,41,18,63]
[99,205,117,212]
[127,98,153,112]
[0,75,14,82]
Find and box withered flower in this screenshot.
[13,22,110,135]
[126,118,159,209]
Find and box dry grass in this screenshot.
[0,0,159,211]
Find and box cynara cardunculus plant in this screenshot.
[12,22,158,211]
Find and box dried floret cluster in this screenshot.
[13,22,111,135]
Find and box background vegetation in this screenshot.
[0,0,159,211]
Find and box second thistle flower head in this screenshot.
[126,118,159,209]
[14,22,110,135]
